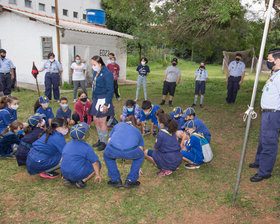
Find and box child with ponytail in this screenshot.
[34,96,54,128]
[16,113,46,166]
[0,96,19,134]
[0,120,24,158]
[144,113,182,176]
[26,117,68,178]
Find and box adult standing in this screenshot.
[39,53,63,102]
[226,53,245,104]
[249,48,280,182]
[159,58,181,107]
[89,56,114,151]
[71,55,87,102]
[0,49,15,97]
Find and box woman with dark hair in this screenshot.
[26,117,68,179]
[89,56,114,151]
[39,52,63,102]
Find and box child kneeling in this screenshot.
[145,113,182,176]
[61,122,101,188]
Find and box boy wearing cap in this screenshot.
[35,96,54,128]
[160,58,181,107]
[180,107,211,143]
[103,120,145,188]
[181,120,204,169]
[139,100,160,136]
[61,122,101,189]
[16,113,45,166]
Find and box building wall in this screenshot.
[0,0,101,22]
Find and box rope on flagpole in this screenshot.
[243,106,257,122]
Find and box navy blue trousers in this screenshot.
[254,112,280,177]
[44,72,60,101]
[103,145,144,182]
[0,73,12,95]
[226,76,241,103]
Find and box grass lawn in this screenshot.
[0,61,280,223]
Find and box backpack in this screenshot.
[192,132,213,163]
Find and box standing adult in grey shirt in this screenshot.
[159,58,181,107]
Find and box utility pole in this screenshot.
[55,0,62,84]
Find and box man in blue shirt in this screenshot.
[0,49,15,96]
[39,52,63,102]
[226,53,246,104]
[103,121,144,188]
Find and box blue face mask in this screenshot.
[127,108,134,112]
[61,104,68,109]
[18,130,24,135]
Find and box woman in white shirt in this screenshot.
[71,55,87,102]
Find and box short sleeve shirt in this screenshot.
[42,60,63,73]
[0,58,15,73]
[195,69,208,81]
[165,66,181,82]
[56,107,71,120]
[136,65,150,76]
[71,63,86,81]
[228,61,245,77]
[36,106,54,128]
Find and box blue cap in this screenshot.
[183,119,196,129]
[70,122,89,140]
[170,107,183,116]
[39,96,49,103]
[28,113,46,127]
[182,107,195,118]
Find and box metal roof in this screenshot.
[1,5,134,39]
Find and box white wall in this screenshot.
[0,0,101,22]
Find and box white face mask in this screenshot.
[141,61,146,66]
[49,59,55,62]
[92,65,101,73]
[42,103,49,109]
[11,104,19,110]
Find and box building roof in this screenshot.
[0,4,133,39]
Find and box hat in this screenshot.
[184,120,196,129]
[39,96,49,103]
[170,107,183,116]
[28,113,46,127]
[172,58,178,63]
[182,107,195,118]
[70,122,89,140]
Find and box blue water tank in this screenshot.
[86,9,105,25]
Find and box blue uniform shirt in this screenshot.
[261,70,280,110]
[0,107,17,134]
[61,140,99,181]
[136,65,150,76]
[228,61,245,77]
[56,107,71,120]
[184,134,204,164]
[121,104,141,121]
[109,122,144,150]
[0,58,15,73]
[195,68,208,81]
[36,106,54,128]
[139,104,160,125]
[42,60,63,73]
[27,131,66,175]
[92,66,114,106]
[173,116,185,131]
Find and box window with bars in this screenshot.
[39,3,45,11]
[63,9,68,16]
[25,0,32,8]
[73,11,78,18]
[41,37,53,60]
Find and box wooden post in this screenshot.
[35,78,40,97]
[55,0,62,85]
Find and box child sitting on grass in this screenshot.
[181,120,204,169]
[34,96,54,128]
[61,122,101,189]
[0,96,19,134]
[16,113,45,166]
[72,91,92,127]
[0,120,24,158]
[144,113,182,176]
[56,97,75,125]
[120,99,141,126]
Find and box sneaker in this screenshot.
[159,100,165,105]
[191,104,196,107]
[97,142,106,151]
[144,129,151,135]
[184,163,200,169]
[39,171,59,179]
[92,140,101,147]
[73,99,77,103]
[56,100,60,103]
[107,179,123,188]
[169,101,173,107]
[75,180,87,189]
[200,104,203,108]
[123,179,140,188]
[134,99,138,102]
[4,154,16,159]
[157,170,173,177]
[63,179,75,187]
[249,163,259,168]
[117,97,121,101]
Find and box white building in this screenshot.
[0,0,133,87]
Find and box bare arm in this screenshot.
[93,162,101,183]
[176,76,181,85]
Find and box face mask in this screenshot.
[76,60,81,64]
[200,66,205,69]
[236,58,240,62]
[141,61,146,66]
[40,119,45,127]
[17,130,24,135]
[11,105,19,110]
[1,55,5,59]
[80,97,87,102]
[61,128,68,136]
[267,61,275,70]
[111,60,115,64]
[127,108,134,112]
[92,65,101,73]
[61,104,68,109]
[172,63,177,66]
[49,59,55,62]
[42,103,49,109]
